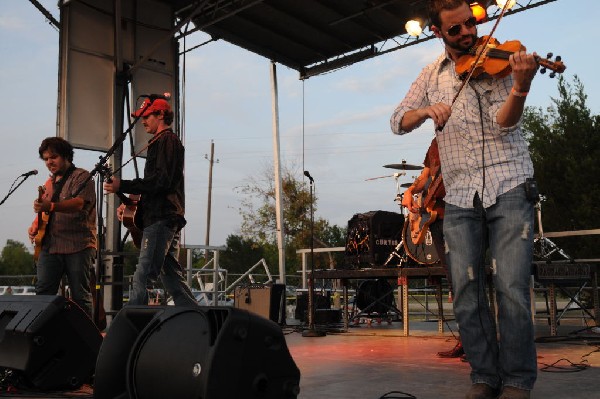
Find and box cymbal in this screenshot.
[400,182,412,188]
[384,161,423,171]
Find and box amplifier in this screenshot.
[343,210,404,268]
[535,263,591,283]
[234,284,286,324]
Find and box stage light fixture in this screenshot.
[470,2,488,22]
[405,19,423,36]
[496,0,517,10]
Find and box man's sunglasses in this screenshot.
[446,16,477,37]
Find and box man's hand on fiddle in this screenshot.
[509,50,539,92]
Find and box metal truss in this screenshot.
[300,0,559,79]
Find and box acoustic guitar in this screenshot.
[118,192,143,248]
[33,186,48,261]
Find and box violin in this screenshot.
[455,35,566,80]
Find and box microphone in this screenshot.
[140,93,171,101]
[21,169,38,177]
[303,170,314,183]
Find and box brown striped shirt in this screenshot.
[42,168,97,254]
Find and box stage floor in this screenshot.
[1,316,599,399]
[287,319,600,399]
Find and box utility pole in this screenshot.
[204,140,218,262]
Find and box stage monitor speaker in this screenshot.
[0,295,103,390]
[344,210,404,268]
[295,290,331,322]
[94,306,300,399]
[356,279,395,315]
[233,284,286,323]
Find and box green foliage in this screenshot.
[523,75,600,258]
[235,164,347,277]
[121,240,140,276]
[0,240,35,275]
[219,234,270,275]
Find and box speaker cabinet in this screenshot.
[233,284,286,323]
[344,210,404,268]
[94,306,300,399]
[294,290,331,322]
[0,295,103,390]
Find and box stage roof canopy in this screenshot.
[169,0,556,79]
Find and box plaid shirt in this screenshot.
[42,168,97,254]
[391,53,534,208]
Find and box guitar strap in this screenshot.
[46,164,76,231]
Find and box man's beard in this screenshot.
[442,33,478,53]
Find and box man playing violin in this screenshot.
[391,1,539,399]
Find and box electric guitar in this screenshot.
[33,186,48,261]
[408,174,444,245]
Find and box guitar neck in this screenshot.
[116,192,132,205]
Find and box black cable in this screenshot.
[378,390,417,399]
[473,83,501,365]
[539,357,589,373]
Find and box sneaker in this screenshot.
[498,386,530,399]
[465,383,499,399]
[437,341,464,358]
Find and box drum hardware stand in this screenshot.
[532,194,588,335]
[534,195,572,261]
[302,171,326,337]
[383,241,410,267]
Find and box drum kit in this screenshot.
[366,161,440,267]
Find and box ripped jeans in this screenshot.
[444,184,537,390]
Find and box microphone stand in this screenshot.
[302,174,326,337]
[0,173,37,206]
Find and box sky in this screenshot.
[1,0,599,257]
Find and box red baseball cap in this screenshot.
[132,98,171,117]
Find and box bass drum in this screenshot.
[402,221,439,265]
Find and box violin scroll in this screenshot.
[538,52,565,78]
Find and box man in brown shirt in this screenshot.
[28,137,97,318]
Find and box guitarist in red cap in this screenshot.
[104,96,196,307]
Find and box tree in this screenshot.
[523,75,600,258]
[0,240,35,275]
[219,234,271,276]
[121,240,139,276]
[235,164,347,276]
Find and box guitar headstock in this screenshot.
[537,52,566,78]
[37,185,45,200]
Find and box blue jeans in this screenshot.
[444,184,537,390]
[128,219,197,307]
[36,247,95,317]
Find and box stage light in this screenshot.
[496,0,517,10]
[470,2,488,22]
[405,19,423,36]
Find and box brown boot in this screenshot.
[465,383,499,399]
[437,340,464,358]
[498,386,530,399]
